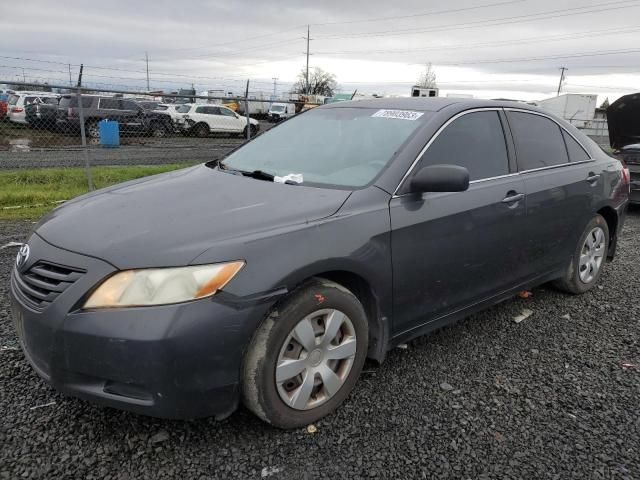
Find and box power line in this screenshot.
[432,47,640,66]
[312,0,524,26]
[315,0,640,39]
[313,25,640,56]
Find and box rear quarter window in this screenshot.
[507,111,569,171]
[562,130,591,162]
[8,95,19,105]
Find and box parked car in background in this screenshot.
[10,98,628,429]
[607,92,640,204]
[154,103,182,123]
[25,97,60,129]
[8,92,60,124]
[175,103,259,137]
[56,95,174,138]
[267,102,295,122]
[0,89,15,121]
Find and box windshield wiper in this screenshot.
[217,163,275,182]
[241,169,275,181]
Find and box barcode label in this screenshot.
[371,109,424,120]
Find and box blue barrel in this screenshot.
[99,120,120,147]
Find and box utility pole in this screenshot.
[557,67,567,96]
[145,51,150,91]
[303,25,312,94]
[244,79,251,140]
[21,68,26,83]
[75,64,94,191]
[272,77,278,96]
[76,64,83,87]
[68,64,73,87]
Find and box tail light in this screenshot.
[11,107,23,113]
[68,107,76,117]
[623,166,630,187]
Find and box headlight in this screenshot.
[83,261,244,309]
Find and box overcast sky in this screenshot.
[1,0,639,102]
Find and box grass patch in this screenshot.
[0,164,194,220]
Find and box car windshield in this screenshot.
[271,105,285,112]
[176,104,191,113]
[41,97,59,105]
[221,106,429,188]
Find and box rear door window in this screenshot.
[59,96,92,108]
[507,111,569,171]
[415,110,509,182]
[121,100,139,111]
[99,98,120,109]
[562,130,590,162]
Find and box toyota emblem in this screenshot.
[16,244,30,270]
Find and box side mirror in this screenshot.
[410,164,470,193]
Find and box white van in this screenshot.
[8,92,59,124]
[267,103,295,122]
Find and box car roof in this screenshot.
[321,97,540,113]
[14,91,59,96]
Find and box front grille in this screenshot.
[12,261,85,310]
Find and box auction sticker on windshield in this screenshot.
[371,109,424,121]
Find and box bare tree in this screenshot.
[293,67,338,96]
[417,63,437,88]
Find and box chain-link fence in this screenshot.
[0,80,321,190]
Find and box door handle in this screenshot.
[502,192,525,203]
[586,173,600,184]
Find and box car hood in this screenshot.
[35,165,351,268]
[607,93,640,150]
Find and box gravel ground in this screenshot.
[1,211,639,479]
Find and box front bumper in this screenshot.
[10,233,273,419]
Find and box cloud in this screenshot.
[0,0,638,102]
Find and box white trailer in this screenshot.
[537,94,598,128]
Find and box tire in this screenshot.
[194,123,209,138]
[241,124,259,138]
[554,214,609,294]
[243,278,368,429]
[85,120,99,139]
[149,122,167,138]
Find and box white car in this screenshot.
[8,91,59,124]
[175,103,259,137]
[154,103,182,122]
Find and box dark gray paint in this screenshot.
[12,98,629,419]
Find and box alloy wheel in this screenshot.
[579,226,606,283]
[275,309,357,411]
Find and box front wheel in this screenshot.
[554,214,609,294]
[242,124,259,138]
[85,120,99,139]
[243,279,368,429]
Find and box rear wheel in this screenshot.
[243,279,368,429]
[554,214,609,294]
[193,123,209,138]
